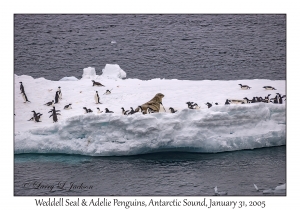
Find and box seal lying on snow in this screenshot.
[135,93,165,113]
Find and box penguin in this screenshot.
[147,107,155,114]
[121,107,130,115]
[97,107,103,114]
[92,80,105,87]
[64,103,72,110]
[22,92,31,103]
[264,94,271,103]
[215,103,218,105]
[238,84,251,90]
[159,102,167,112]
[128,107,136,115]
[103,89,112,95]
[105,108,114,113]
[57,87,62,99]
[169,107,177,113]
[19,82,25,94]
[263,86,276,90]
[187,102,199,109]
[34,113,43,122]
[225,99,230,105]
[136,105,147,114]
[205,102,213,108]
[83,107,93,113]
[94,91,101,104]
[276,93,284,104]
[186,102,197,109]
[45,100,54,106]
[48,107,60,113]
[243,97,251,104]
[49,106,61,123]
[54,91,60,104]
[251,97,257,103]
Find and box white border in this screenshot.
[3,0,297,209]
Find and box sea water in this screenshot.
[14,14,286,196]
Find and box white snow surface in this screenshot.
[59,76,79,81]
[14,65,286,156]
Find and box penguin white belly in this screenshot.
[94,94,98,103]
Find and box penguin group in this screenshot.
[18,79,285,124]
[224,93,285,105]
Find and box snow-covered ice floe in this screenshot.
[14,64,286,156]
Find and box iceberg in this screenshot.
[14,64,286,156]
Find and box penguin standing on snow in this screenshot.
[64,103,72,110]
[54,91,60,104]
[57,86,62,99]
[94,91,101,104]
[121,107,129,115]
[169,107,177,113]
[19,82,25,94]
[205,102,213,108]
[238,84,251,90]
[22,91,31,103]
[31,111,42,122]
[49,106,61,123]
[128,107,136,115]
[225,99,230,105]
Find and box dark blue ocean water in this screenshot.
[14,14,286,81]
[14,14,286,196]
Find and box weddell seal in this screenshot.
[135,93,165,113]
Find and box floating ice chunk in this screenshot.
[275,183,286,191]
[253,183,259,191]
[111,40,117,44]
[214,186,227,196]
[262,183,286,194]
[100,64,126,80]
[82,67,98,80]
[59,76,79,81]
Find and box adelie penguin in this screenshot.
[225,99,230,105]
[238,84,251,90]
[97,107,103,114]
[19,82,25,94]
[57,87,62,99]
[64,103,72,110]
[103,89,112,95]
[83,107,93,113]
[22,91,31,103]
[128,107,136,115]
[45,100,54,106]
[105,108,114,113]
[94,91,101,104]
[92,80,105,87]
[49,106,61,123]
[263,86,276,90]
[186,102,199,109]
[205,102,213,108]
[31,111,42,122]
[147,107,155,114]
[121,107,130,115]
[169,107,177,113]
[54,91,60,104]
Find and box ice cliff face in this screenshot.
[14,103,286,156]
